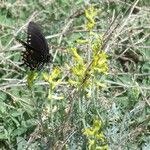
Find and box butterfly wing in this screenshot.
[19,22,50,70]
[27,22,49,58]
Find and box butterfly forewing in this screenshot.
[27,22,49,57]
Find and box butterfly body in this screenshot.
[17,22,51,70]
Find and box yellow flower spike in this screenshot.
[83,128,95,136]
[85,6,97,22]
[27,71,38,88]
[50,67,61,80]
[43,68,61,84]
[85,6,97,30]
[99,52,108,59]
[83,119,108,150]
[86,22,95,31]
[71,64,85,78]
[71,47,83,64]
[96,133,106,142]
[92,52,109,74]
[88,139,95,149]
[43,68,62,97]
[94,62,108,73]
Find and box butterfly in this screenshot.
[17,21,52,70]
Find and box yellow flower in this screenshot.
[96,133,105,142]
[71,47,83,64]
[43,67,62,100]
[83,128,95,136]
[88,139,95,149]
[27,71,38,88]
[83,119,108,149]
[92,52,109,74]
[85,6,97,30]
[86,22,96,30]
[43,67,61,85]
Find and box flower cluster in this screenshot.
[43,67,63,100]
[83,119,108,150]
[85,6,98,31]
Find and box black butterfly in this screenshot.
[17,22,52,70]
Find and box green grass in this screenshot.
[0,0,150,149]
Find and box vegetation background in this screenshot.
[0,0,150,149]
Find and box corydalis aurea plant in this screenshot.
[67,6,108,92]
